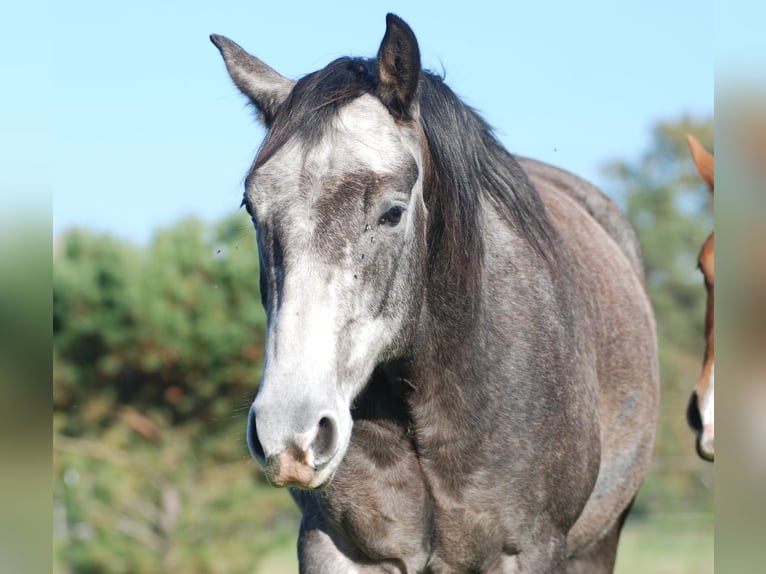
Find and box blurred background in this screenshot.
[45,1,718,572]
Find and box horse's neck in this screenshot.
[405,213,572,449]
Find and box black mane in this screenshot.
[417,73,557,295]
[255,58,558,295]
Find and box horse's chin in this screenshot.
[696,434,714,462]
[287,473,335,491]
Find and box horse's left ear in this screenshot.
[210,34,296,126]
[376,14,421,120]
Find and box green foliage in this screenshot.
[605,117,713,356]
[54,215,266,439]
[54,423,300,574]
[53,214,298,572]
[615,513,714,574]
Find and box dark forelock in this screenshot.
[254,57,378,169]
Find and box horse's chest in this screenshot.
[320,472,510,573]
[422,481,518,572]
[318,441,515,572]
[317,421,433,568]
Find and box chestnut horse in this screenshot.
[686,135,714,462]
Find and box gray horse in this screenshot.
[212,14,658,573]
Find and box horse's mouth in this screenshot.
[687,392,714,461]
[266,449,316,487]
[263,451,338,489]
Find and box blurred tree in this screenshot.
[606,117,713,355]
[54,214,266,444]
[53,215,298,573]
[602,115,714,511]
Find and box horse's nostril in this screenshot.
[247,405,266,463]
[312,415,338,464]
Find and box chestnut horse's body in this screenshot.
[212,14,659,573]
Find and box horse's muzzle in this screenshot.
[247,404,340,488]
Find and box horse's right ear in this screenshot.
[376,14,421,120]
[210,34,295,126]
[687,134,715,194]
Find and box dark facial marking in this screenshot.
[309,162,419,259]
[253,217,286,315]
[310,172,375,259]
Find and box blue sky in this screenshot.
[7,1,717,243]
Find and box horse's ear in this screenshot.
[687,134,715,194]
[210,34,295,126]
[376,14,421,120]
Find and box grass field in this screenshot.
[615,513,713,574]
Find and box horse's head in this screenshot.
[686,135,714,462]
[212,15,427,488]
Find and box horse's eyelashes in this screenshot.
[241,198,255,219]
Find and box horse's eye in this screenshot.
[380,205,404,227]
